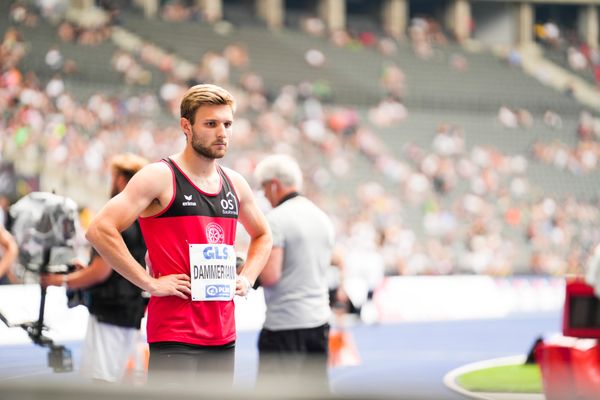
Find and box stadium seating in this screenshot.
[2,1,600,276]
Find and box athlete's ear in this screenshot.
[180,117,191,139]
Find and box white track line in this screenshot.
[443,355,527,400]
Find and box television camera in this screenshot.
[2,192,83,372]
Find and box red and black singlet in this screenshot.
[139,158,239,346]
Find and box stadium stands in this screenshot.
[1,0,600,278]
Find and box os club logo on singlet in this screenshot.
[220,192,238,216]
[206,222,225,244]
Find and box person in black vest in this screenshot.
[41,153,148,383]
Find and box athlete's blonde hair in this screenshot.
[180,84,236,125]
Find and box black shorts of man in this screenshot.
[254,154,335,394]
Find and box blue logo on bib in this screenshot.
[206,284,231,299]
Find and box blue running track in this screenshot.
[1,311,560,399]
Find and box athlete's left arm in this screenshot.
[226,168,272,296]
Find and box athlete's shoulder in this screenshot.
[219,165,252,200]
[220,166,250,187]
[137,159,172,178]
[220,165,242,179]
[127,159,173,196]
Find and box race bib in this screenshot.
[189,244,236,301]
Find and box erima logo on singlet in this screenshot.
[182,194,197,207]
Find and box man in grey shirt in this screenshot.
[254,154,334,393]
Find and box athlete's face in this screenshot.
[183,105,233,160]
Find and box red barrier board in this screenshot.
[535,342,576,400]
[536,339,600,400]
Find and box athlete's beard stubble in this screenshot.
[190,130,227,160]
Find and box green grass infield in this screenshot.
[456,363,542,393]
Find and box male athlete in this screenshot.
[86,84,272,385]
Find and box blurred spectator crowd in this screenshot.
[1,0,600,288]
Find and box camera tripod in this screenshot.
[5,246,74,373]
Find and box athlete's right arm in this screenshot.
[85,162,191,299]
